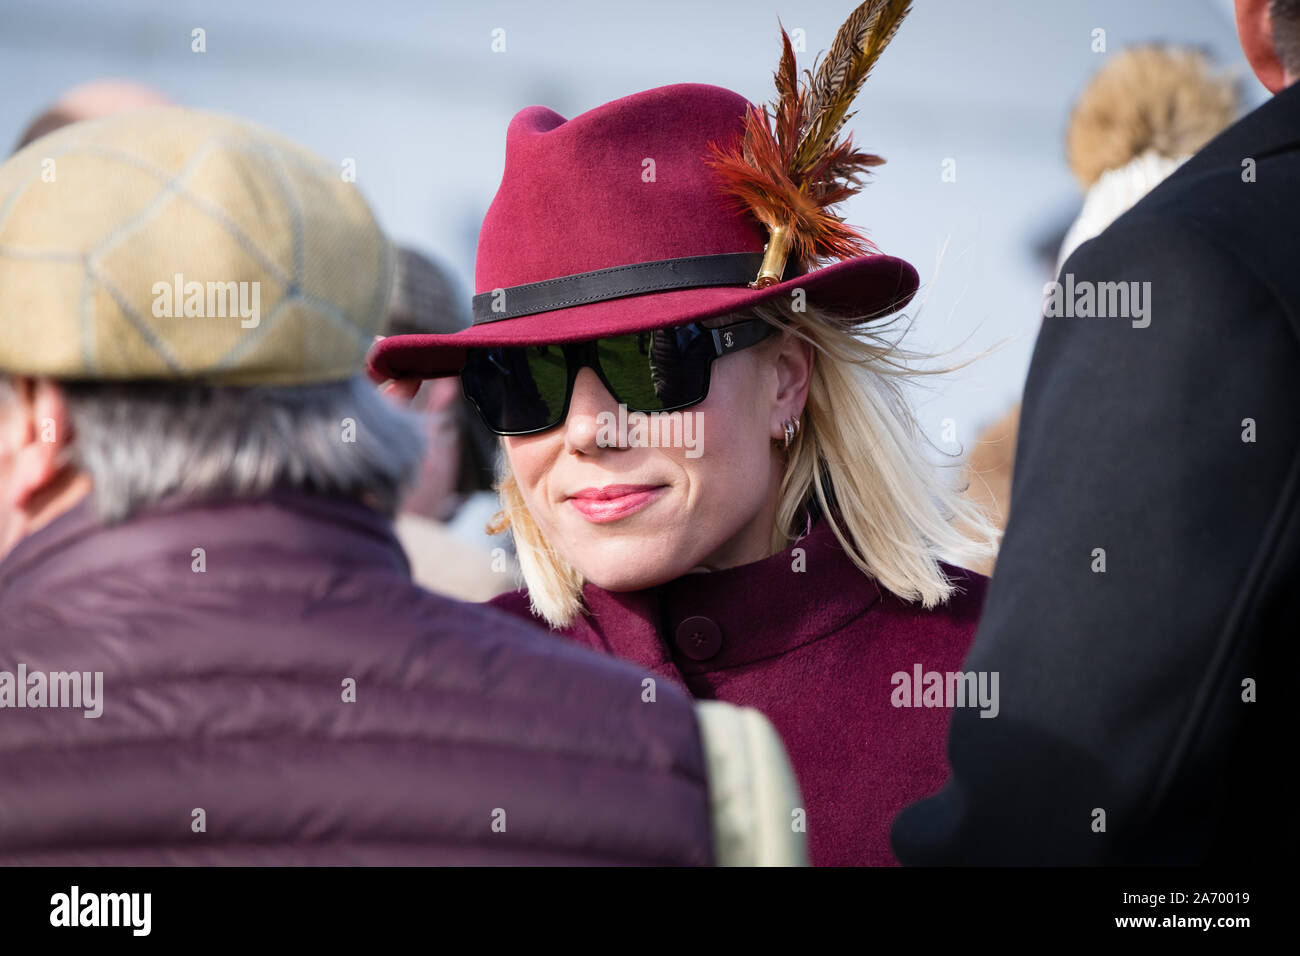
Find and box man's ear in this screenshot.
[770,331,814,439]
[1236,0,1288,93]
[6,378,74,509]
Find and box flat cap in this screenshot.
[0,108,392,385]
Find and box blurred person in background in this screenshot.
[372,2,999,867]
[960,45,1240,575]
[893,0,1300,864]
[384,245,514,600]
[0,108,804,865]
[12,78,171,152]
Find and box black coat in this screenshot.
[892,83,1300,864]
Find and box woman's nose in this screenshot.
[564,366,620,454]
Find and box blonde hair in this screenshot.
[492,296,1000,628]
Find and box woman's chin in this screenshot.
[570,538,694,593]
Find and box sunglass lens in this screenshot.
[595,326,711,411]
[462,344,568,433]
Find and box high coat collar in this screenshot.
[574,517,883,679]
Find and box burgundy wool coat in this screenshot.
[494,518,988,866]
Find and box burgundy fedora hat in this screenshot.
[369,82,918,381]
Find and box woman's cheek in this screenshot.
[504,443,552,522]
[688,414,749,527]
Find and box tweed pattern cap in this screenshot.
[0,107,392,385]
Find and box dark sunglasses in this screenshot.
[461,318,777,436]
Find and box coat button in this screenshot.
[675,616,722,661]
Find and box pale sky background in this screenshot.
[0,0,1264,460]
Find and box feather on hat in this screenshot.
[705,0,912,285]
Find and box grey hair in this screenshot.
[1274,0,1300,75]
[48,376,424,523]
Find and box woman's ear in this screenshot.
[770,331,814,439]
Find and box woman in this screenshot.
[372,3,997,865]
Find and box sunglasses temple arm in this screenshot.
[711,319,775,356]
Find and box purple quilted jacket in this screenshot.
[0,491,713,865]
